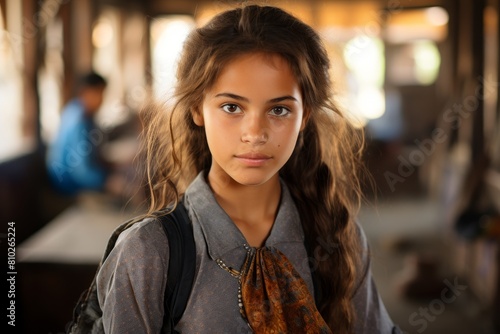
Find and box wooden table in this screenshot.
[17,195,140,334]
[18,199,137,264]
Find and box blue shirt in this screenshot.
[46,100,108,195]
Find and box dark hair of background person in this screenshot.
[77,71,107,90]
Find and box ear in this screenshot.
[192,108,204,126]
[300,109,310,131]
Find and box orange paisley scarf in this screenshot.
[238,247,332,334]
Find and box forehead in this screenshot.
[207,52,301,99]
[223,52,293,76]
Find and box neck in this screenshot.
[207,170,281,246]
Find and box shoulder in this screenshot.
[354,221,370,260]
[61,100,84,120]
[57,101,86,137]
[351,220,399,333]
[353,221,371,290]
[113,217,169,257]
[98,217,170,281]
[97,217,170,333]
[97,217,170,299]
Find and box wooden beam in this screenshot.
[494,245,500,334]
[145,0,201,16]
[60,0,95,103]
[71,0,93,75]
[60,1,73,104]
[471,0,486,160]
[0,0,6,27]
[444,0,460,148]
[497,0,500,121]
[21,0,41,144]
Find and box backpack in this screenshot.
[66,203,196,334]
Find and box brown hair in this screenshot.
[141,5,364,333]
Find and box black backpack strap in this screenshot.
[158,202,196,334]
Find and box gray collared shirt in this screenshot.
[97,173,397,333]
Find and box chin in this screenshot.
[229,170,279,187]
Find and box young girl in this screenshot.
[97,5,398,334]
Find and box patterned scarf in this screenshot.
[239,247,332,334]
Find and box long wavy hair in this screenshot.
[141,5,365,333]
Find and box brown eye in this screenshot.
[270,106,290,117]
[222,104,241,114]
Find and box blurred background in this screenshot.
[0,0,499,333]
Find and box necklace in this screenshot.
[215,244,253,324]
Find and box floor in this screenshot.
[359,196,497,334]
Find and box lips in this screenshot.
[235,152,272,160]
[234,152,272,166]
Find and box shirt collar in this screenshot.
[184,172,304,260]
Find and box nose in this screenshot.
[241,112,269,145]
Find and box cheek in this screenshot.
[204,114,226,140]
[273,121,301,156]
[203,113,236,154]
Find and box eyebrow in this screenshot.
[214,93,298,103]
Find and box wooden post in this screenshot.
[21,0,41,145]
[444,0,460,147]
[60,0,94,104]
[71,0,93,76]
[493,244,500,332]
[497,0,500,121]
[471,0,486,161]
[144,14,152,89]
[0,0,6,26]
[60,2,73,105]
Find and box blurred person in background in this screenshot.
[46,71,112,196]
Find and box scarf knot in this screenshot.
[240,247,332,334]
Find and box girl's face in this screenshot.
[194,52,305,187]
